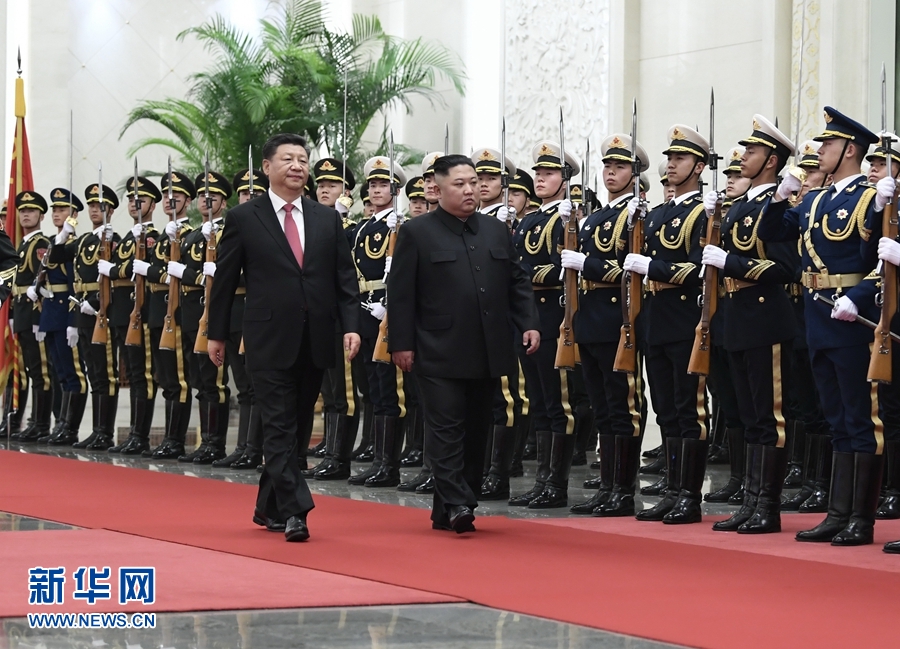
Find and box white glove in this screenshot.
[701,244,728,269]
[132,259,150,276]
[55,231,69,245]
[831,295,858,322]
[66,326,78,348]
[386,212,398,229]
[878,237,900,266]
[497,206,516,223]
[703,190,720,217]
[167,261,186,279]
[26,286,38,302]
[368,302,386,321]
[335,200,349,216]
[623,253,651,275]
[80,301,97,316]
[558,200,572,219]
[97,260,113,277]
[165,221,178,239]
[33,324,45,343]
[626,197,642,225]
[61,219,76,237]
[201,221,213,241]
[875,176,897,211]
[131,223,144,238]
[560,250,586,272]
[775,173,802,202]
[203,262,216,277]
[383,257,392,276]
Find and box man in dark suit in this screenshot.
[207,133,360,542]
[388,154,541,533]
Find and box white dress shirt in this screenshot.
[746,182,776,201]
[269,188,305,249]
[673,190,699,206]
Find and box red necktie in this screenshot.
[283,203,304,267]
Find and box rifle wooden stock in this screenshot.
[687,201,722,376]
[372,229,398,364]
[125,230,147,346]
[554,211,580,370]
[92,231,111,346]
[193,227,216,355]
[159,226,181,351]
[868,192,899,383]
[614,216,644,373]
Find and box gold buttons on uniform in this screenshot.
[680,295,686,300]
[651,251,657,256]
[540,297,546,303]
[611,297,617,303]
[759,296,765,303]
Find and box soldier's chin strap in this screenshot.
[550,164,568,201]
[672,158,702,188]
[828,139,851,177]
[746,146,774,181]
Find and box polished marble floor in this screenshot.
[0,512,78,532]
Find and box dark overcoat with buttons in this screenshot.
[387,207,540,379]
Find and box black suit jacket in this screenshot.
[209,193,359,371]
[387,207,540,379]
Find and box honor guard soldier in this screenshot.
[405,177,428,217]
[359,183,376,219]
[212,169,268,469]
[141,171,196,459]
[624,125,711,525]
[9,191,52,442]
[349,156,408,488]
[508,140,581,509]
[506,169,535,231]
[32,189,88,445]
[659,160,676,203]
[170,170,232,464]
[701,115,799,534]
[306,157,361,480]
[350,181,376,462]
[472,147,517,219]
[422,152,443,211]
[566,134,648,517]
[102,177,160,455]
[759,106,884,546]
[51,184,120,450]
[866,133,900,185]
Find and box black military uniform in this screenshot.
[707,115,799,534]
[630,125,711,525]
[8,192,51,442]
[759,106,882,546]
[177,171,233,464]
[38,189,89,445]
[509,141,580,509]
[143,172,196,459]
[104,177,160,455]
[569,134,648,517]
[348,156,408,488]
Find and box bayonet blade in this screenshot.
[444,123,449,157]
[794,0,807,165]
[204,151,211,212]
[342,66,348,191]
[248,145,254,195]
[559,106,570,202]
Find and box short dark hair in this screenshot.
[263,133,310,160]
[434,154,475,177]
[849,141,867,166]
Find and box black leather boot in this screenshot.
[149,400,190,459]
[642,443,662,459]
[784,421,806,487]
[310,435,327,458]
[636,437,682,521]
[194,403,228,464]
[509,430,552,506]
[529,432,577,509]
[73,393,102,449]
[305,412,339,476]
[639,451,666,475]
[571,413,592,466]
[349,415,387,485]
[663,438,708,524]
[85,394,117,450]
[509,414,530,478]
[0,379,25,439]
[831,452,885,546]
[705,428,745,502]
[400,405,423,467]
[18,388,51,442]
[398,466,433,492]
[713,444,762,531]
[640,466,668,496]
[315,414,354,480]
[782,429,819,510]
[595,435,643,517]
[796,451,854,542]
[365,416,403,487]
[875,441,900,519]
[571,434,615,513]
[44,392,73,444]
[414,466,435,493]
[179,402,210,462]
[739,445,788,534]
[214,402,251,467]
[117,398,153,456]
[49,391,87,446]
[480,425,517,500]
[232,405,262,469]
[799,434,833,513]
[884,538,900,553]
[707,403,729,464]
[351,403,375,462]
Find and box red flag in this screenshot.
[0,75,34,399]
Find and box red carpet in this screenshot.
[2,450,899,649]
[0,529,459,617]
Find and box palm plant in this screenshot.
[120,0,465,195]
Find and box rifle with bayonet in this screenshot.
[687,88,722,376]
[868,62,898,383]
[554,106,580,371]
[373,133,401,364]
[501,117,513,229]
[125,158,146,347]
[614,99,646,374]
[194,154,215,355]
[159,156,180,351]
[92,163,112,345]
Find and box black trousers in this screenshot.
[182,328,229,404]
[43,329,87,394]
[112,325,156,401]
[518,337,575,435]
[417,373,497,523]
[150,327,191,404]
[80,325,117,396]
[252,326,322,521]
[226,328,253,406]
[786,343,826,432]
[321,328,357,417]
[359,335,405,417]
[492,360,528,426]
[645,340,710,440]
[728,342,791,447]
[580,341,644,438]
[18,330,50,392]
[709,344,742,429]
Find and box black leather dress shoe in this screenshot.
[72,431,100,449]
[400,449,423,467]
[252,510,286,532]
[232,452,263,470]
[448,505,476,534]
[118,436,150,456]
[193,446,226,465]
[212,448,245,468]
[285,515,310,542]
[148,440,185,460]
[86,434,113,451]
